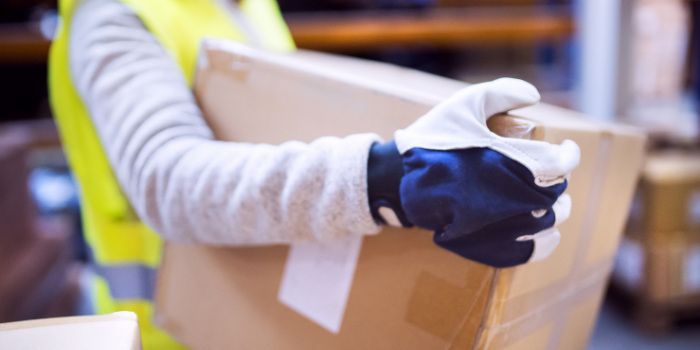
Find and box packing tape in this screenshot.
[476,259,612,350]
[499,258,612,324]
[402,259,610,350]
[404,267,495,343]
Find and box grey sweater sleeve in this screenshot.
[68,0,382,245]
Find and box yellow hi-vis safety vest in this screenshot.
[49,0,295,348]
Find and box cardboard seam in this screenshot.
[576,132,611,268]
[439,267,497,350]
[499,258,614,324]
[540,132,613,350]
[152,243,184,344]
[472,268,502,350]
[479,263,610,349]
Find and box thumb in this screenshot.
[395,78,541,154]
[449,78,540,125]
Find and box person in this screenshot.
[48,0,580,348]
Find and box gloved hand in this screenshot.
[367,78,580,268]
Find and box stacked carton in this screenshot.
[613,152,700,331]
[620,0,697,141]
[153,39,646,350]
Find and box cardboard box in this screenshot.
[154,39,646,350]
[615,236,700,302]
[0,312,142,350]
[614,152,700,302]
[629,152,700,236]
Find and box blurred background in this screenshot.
[1,0,700,348]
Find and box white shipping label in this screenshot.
[278,234,364,334]
[613,237,644,290]
[684,245,700,293]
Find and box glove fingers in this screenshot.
[395,78,542,154]
[500,138,581,187]
[519,197,567,262]
[549,140,581,182]
[401,148,568,235]
[435,210,556,267]
[522,194,569,262]
[455,78,540,124]
[551,193,572,227]
[527,228,561,262]
[436,233,535,268]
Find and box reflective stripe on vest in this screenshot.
[50,1,294,348]
[216,0,262,47]
[93,263,158,300]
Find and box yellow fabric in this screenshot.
[93,276,187,350]
[52,0,131,224]
[81,191,163,267]
[119,0,295,86]
[49,0,294,349]
[240,0,296,52]
[119,0,245,86]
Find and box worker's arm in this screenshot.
[71,0,579,268]
[69,0,382,245]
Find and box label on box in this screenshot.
[688,191,700,226]
[278,234,363,334]
[613,237,644,290]
[684,245,700,293]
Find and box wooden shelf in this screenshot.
[0,24,51,64]
[0,7,574,63]
[285,7,574,52]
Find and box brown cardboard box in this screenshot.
[154,39,646,350]
[632,152,700,236]
[614,152,700,302]
[611,233,700,332]
[644,236,700,301]
[0,312,142,350]
[614,236,700,302]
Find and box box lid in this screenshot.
[0,312,142,350]
[644,152,700,184]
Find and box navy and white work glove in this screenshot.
[367,78,580,268]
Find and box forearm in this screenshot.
[69,0,381,244]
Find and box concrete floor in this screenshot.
[587,299,700,350]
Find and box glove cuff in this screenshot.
[367,141,413,227]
